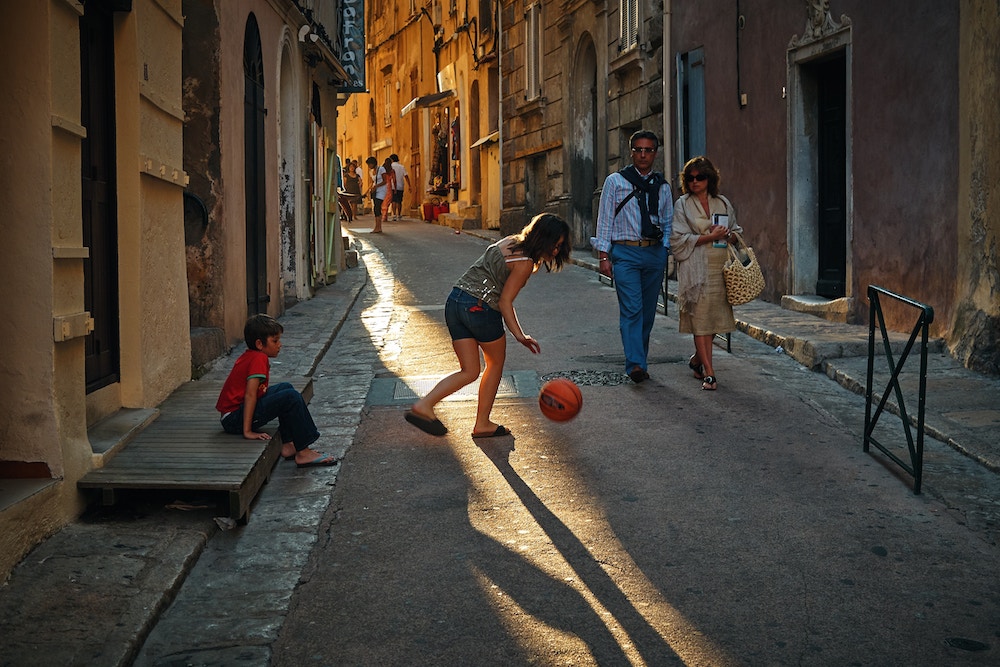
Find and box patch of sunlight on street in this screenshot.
[458,445,737,667]
[356,241,454,377]
[357,238,734,664]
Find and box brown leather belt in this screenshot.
[612,239,658,247]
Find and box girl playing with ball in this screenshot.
[405,213,571,438]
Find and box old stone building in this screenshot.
[499,0,997,373]
[0,0,355,582]
[184,0,353,365]
[338,0,503,230]
[0,0,191,580]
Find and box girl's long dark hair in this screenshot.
[511,213,571,271]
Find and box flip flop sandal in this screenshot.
[405,410,448,436]
[296,453,340,468]
[702,375,718,391]
[471,425,511,439]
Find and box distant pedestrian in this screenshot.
[670,155,742,391]
[343,159,362,216]
[364,156,385,233]
[389,153,412,221]
[405,213,571,438]
[594,130,672,383]
[380,157,396,222]
[216,314,339,467]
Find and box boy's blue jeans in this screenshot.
[220,382,319,451]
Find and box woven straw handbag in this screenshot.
[723,231,765,306]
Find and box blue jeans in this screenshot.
[609,243,668,373]
[220,382,319,451]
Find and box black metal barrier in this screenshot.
[864,285,934,494]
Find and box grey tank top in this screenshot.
[453,237,533,309]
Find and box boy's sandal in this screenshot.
[702,375,718,391]
[296,452,340,468]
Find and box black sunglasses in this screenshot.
[630,147,657,154]
[685,173,709,182]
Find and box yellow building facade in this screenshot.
[0,0,191,580]
[0,0,355,582]
[338,0,502,230]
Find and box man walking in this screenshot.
[389,154,411,221]
[594,130,672,383]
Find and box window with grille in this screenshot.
[619,0,638,53]
[525,3,542,100]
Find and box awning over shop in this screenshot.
[400,90,455,117]
[470,131,500,148]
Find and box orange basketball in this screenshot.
[538,378,583,422]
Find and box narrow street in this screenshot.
[263,219,999,666]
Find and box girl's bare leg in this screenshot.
[411,338,481,419]
[474,336,507,434]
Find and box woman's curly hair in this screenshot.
[679,155,721,197]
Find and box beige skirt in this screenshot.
[679,246,736,335]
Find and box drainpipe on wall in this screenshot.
[497,2,503,215]
[662,0,673,178]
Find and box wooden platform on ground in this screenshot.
[78,377,312,523]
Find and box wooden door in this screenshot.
[244,15,268,315]
[815,56,847,298]
[81,0,120,393]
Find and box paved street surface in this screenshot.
[1,215,999,666]
[270,220,1000,667]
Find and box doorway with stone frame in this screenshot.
[787,16,853,321]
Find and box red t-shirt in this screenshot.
[215,349,269,414]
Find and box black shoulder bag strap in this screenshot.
[614,166,665,239]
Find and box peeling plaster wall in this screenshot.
[182,0,225,331]
[954,0,1000,375]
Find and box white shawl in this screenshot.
[670,194,740,311]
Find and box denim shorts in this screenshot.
[445,287,504,342]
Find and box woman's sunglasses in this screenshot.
[684,173,709,183]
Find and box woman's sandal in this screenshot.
[702,375,718,391]
[689,354,705,380]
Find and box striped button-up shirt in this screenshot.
[594,170,673,253]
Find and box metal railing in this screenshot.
[864,285,934,494]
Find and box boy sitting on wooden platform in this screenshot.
[216,314,339,468]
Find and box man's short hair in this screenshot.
[389,153,399,162]
[244,314,283,349]
[629,130,659,149]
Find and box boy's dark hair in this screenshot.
[389,153,399,162]
[244,314,283,349]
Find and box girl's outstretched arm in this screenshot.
[497,259,540,353]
